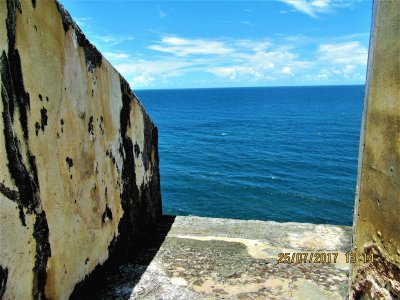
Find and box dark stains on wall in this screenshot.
[98,76,162,259]
[35,122,40,136]
[7,50,30,140]
[5,0,20,55]
[55,1,102,71]
[134,144,140,158]
[98,116,104,135]
[0,266,8,298]
[40,107,47,131]
[0,182,20,201]
[149,125,162,218]
[54,1,70,33]
[32,211,51,300]
[116,77,141,252]
[351,245,400,299]
[1,45,39,215]
[1,1,51,298]
[18,204,26,226]
[2,1,162,298]
[105,149,116,166]
[102,205,113,223]
[75,31,102,72]
[66,157,73,169]
[141,110,156,172]
[70,41,161,300]
[88,116,94,135]
[5,0,30,141]
[123,77,161,241]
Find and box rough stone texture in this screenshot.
[350,0,400,299]
[0,0,161,299]
[73,216,353,300]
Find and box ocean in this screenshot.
[136,85,364,226]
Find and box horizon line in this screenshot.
[134,83,365,92]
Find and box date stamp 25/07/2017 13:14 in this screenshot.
[277,252,374,264]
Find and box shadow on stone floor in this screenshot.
[70,215,176,300]
[70,215,352,299]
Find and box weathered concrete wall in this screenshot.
[350,0,400,298]
[0,0,161,299]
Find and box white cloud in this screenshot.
[279,0,360,18]
[149,36,234,56]
[208,46,306,82]
[114,59,195,88]
[317,41,368,65]
[74,14,367,87]
[311,41,367,82]
[131,72,155,88]
[315,64,364,82]
[209,66,262,81]
[106,34,367,88]
[90,33,134,47]
[282,66,294,75]
[104,52,130,61]
[316,70,330,80]
[115,60,192,76]
[235,39,271,52]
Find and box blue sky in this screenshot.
[60,0,372,89]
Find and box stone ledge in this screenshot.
[73,216,352,299]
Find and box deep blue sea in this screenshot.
[136,85,364,226]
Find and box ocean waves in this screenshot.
[137,85,364,225]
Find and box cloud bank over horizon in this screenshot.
[63,0,371,89]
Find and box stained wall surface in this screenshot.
[0,0,161,298]
[351,0,400,298]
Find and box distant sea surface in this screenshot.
[136,86,364,226]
